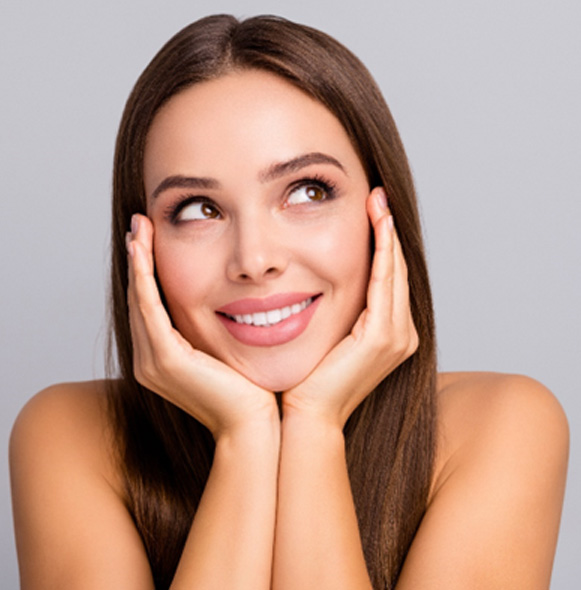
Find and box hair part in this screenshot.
[108,14,437,589]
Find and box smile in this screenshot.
[223,297,314,327]
[216,293,322,347]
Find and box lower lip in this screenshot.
[216,296,321,347]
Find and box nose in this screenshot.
[226,215,288,283]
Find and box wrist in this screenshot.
[282,390,347,431]
[215,409,281,453]
[281,406,345,444]
[210,389,281,439]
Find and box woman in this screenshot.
[10,14,568,590]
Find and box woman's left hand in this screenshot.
[282,187,419,428]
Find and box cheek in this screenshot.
[338,223,372,306]
[152,236,215,313]
[300,210,371,297]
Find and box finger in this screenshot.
[126,220,150,350]
[126,222,158,381]
[127,215,175,366]
[365,187,395,320]
[365,191,411,325]
[364,189,417,354]
[389,218,419,352]
[390,221,414,317]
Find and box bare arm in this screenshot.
[274,415,371,589]
[10,383,156,590]
[273,188,416,589]
[11,391,280,590]
[271,190,568,589]
[12,209,567,589]
[171,418,279,590]
[11,215,281,589]
[396,373,569,590]
[128,214,280,590]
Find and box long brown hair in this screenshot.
[108,14,437,590]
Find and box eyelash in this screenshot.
[285,175,338,207]
[164,196,217,224]
[164,174,339,225]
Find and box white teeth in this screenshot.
[266,309,282,324]
[229,297,314,327]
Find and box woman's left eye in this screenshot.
[285,182,332,206]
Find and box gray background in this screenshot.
[1,0,579,587]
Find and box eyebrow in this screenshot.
[150,152,346,200]
[150,175,220,200]
[258,152,346,183]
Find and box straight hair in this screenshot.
[108,14,437,589]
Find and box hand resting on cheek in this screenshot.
[126,186,418,434]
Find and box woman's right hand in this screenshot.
[126,214,279,441]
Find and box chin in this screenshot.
[211,337,330,393]
[234,356,317,392]
[244,369,307,393]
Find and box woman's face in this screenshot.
[144,69,371,391]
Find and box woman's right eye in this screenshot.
[168,198,221,223]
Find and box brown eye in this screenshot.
[286,183,329,206]
[200,203,219,218]
[305,186,325,201]
[178,200,220,221]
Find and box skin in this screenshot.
[10,71,569,590]
[143,70,373,393]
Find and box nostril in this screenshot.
[227,245,287,282]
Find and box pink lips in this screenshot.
[216,292,321,347]
[217,292,316,315]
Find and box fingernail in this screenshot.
[387,215,394,232]
[131,214,139,235]
[377,188,388,210]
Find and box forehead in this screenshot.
[143,69,364,194]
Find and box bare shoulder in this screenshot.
[11,380,110,433]
[10,380,117,489]
[10,381,153,589]
[433,371,569,490]
[397,372,569,589]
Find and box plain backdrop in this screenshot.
[1,0,579,587]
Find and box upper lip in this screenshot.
[216,292,320,315]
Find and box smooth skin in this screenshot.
[144,70,373,393]
[10,71,569,590]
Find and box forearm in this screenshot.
[170,416,280,590]
[273,412,373,590]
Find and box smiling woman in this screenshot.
[145,71,371,388]
[9,14,568,590]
